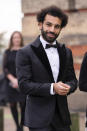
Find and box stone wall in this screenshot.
[22,0,69,13]
[22,0,87,13]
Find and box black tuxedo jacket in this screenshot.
[16,36,77,128]
[79,52,87,91]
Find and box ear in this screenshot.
[38,22,43,30]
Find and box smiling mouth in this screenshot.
[47,33,55,38]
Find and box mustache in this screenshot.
[47,32,57,36]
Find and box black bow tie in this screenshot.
[45,44,57,49]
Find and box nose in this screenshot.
[50,26,55,32]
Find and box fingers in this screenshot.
[53,81,71,95]
[58,88,69,95]
[59,82,70,88]
[57,86,69,95]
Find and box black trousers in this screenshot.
[29,125,71,131]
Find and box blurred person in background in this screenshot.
[79,53,87,130]
[3,31,25,131]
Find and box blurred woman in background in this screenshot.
[3,31,25,131]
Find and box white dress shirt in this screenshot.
[40,36,60,95]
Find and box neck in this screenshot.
[11,46,21,50]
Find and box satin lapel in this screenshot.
[31,38,54,82]
[56,42,66,82]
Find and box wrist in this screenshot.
[53,83,57,93]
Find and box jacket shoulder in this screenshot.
[60,43,73,61]
[83,52,87,59]
[4,49,10,54]
[18,42,33,54]
[58,42,72,55]
[3,49,10,57]
[80,52,87,67]
[16,40,37,60]
[65,46,72,55]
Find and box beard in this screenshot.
[41,28,60,43]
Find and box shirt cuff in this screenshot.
[50,83,55,95]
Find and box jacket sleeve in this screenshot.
[79,52,87,92]
[64,48,78,95]
[3,50,11,76]
[16,48,51,97]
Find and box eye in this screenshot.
[55,24,61,29]
[46,22,52,27]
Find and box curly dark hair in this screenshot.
[37,5,68,28]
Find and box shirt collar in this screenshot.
[40,35,56,49]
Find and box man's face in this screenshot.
[39,14,62,43]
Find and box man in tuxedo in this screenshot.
[16,6,77,131]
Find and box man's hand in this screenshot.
[53,81,70,95]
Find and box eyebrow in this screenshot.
[45,21,61,27]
